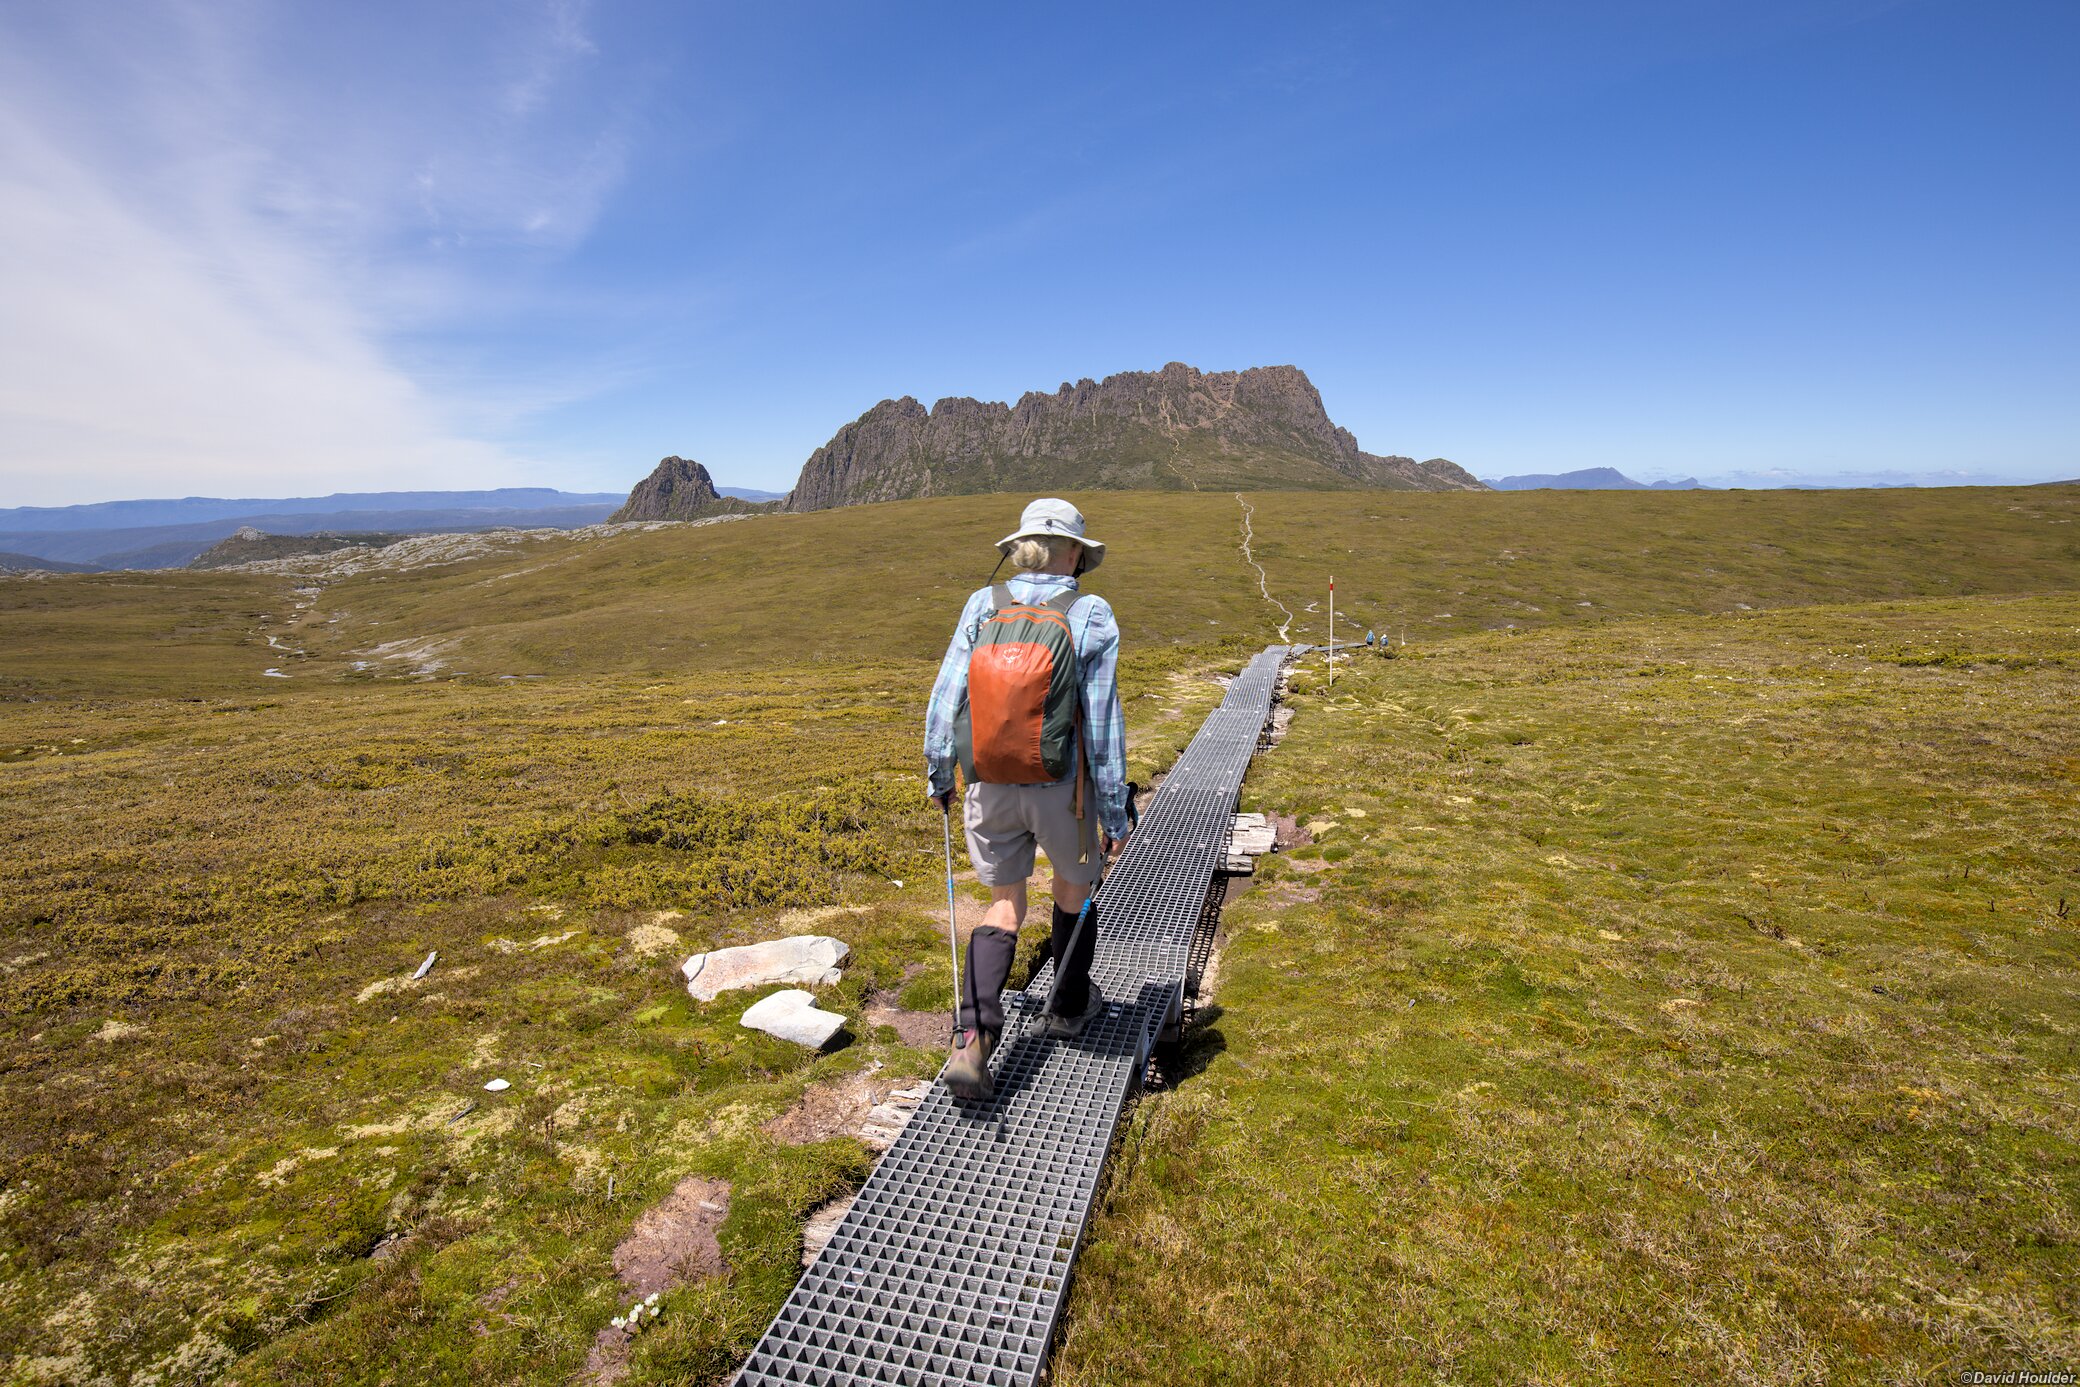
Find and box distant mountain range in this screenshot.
[0,550,102,574]
[1483,467,1708,491]
[0,488,626,571]
[615,363,1485,522]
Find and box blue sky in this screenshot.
[1,1,2074,504]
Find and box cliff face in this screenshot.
[611,458,762,522]
[782,363,1485,511]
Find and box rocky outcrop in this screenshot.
[187,528,403,569]
[782,363,1487,510]
[611,457,764,522]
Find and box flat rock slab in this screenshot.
[740,989,847,1049]
[682,934,849,1002]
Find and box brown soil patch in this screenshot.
[763,1069,903,1146]
[864,1000,947,1049]
[583,1175,732,1384]
[581,1331,633,1386]
[612,1175,730,1296]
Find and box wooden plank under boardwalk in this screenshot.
[734,646,1289,1387]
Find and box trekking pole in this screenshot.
[1042,881,1099,1019]
[943,804,964,1038]
[1041,783,1138,1018]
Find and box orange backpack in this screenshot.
[955,586,1084,786]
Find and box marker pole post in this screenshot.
[1328,576,1335,686]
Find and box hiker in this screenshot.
[924,498,1132,1101]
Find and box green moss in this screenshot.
[1057,592,2080,1385]
[6,486,2079,1383]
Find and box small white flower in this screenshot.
[644,1293,659,1307]
[611,1317,625,1330]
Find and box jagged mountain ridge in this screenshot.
[781,363,1483,511]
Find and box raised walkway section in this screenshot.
[735,646,1289,1386]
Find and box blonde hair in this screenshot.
[1009,536,1076,572]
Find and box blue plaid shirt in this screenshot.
[924,573,1130,838]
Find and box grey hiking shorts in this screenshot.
[962,776,1101,887]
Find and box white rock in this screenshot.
[483,1078,510,1092]
[681,935,849,1002]
[739,989,847,1049]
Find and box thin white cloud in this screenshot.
[0,0,633,505]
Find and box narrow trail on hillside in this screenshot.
[1158,400,1202,490]
[1236,494,1293,643]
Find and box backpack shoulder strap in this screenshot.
[1037,589,1080,616]
[989,583,1015,615]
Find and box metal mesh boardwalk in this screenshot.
[736,646,1287,1387]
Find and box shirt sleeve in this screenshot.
[1076,597,1130,838]
[923,589,987,799]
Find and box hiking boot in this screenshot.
[944,1027,996,1102]
[1040,989,1105,1040]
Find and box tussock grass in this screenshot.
[0,664,1228,1382]
[287,484,2080,675]
[3,486,2074,1383]
[1057,594,2079,1385]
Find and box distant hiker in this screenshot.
[925,498,1132,1101]
[1366,628,1376,647]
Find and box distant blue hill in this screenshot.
[717,486,787,502]
[0,487,627,534]
[0,550,103,573]
[1483,467,1708,491]
[0,490,632,570]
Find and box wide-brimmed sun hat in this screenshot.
[996,498,1105,572]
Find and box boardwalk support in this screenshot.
[735,646,1289,1387]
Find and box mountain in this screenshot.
[1485,467,1708,491]
[0,487,625,534]
[780,363,1484,511]
[610,458,771,522]
[0,551,102,574]
[187,527,407,570]
[0,501,621,570]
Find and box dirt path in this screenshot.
[1236,494,1293,642]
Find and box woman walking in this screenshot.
[923,499,1132,1100]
